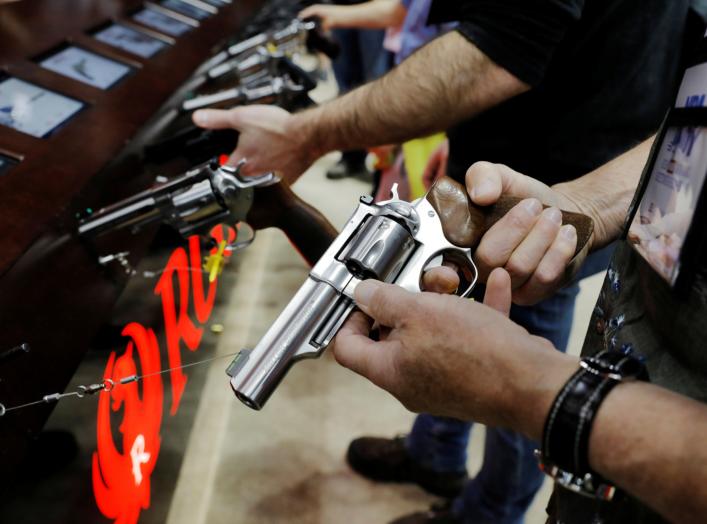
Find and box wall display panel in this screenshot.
[0,77,85,138]
[160,0,212,20]
[132,8,193,36]
[39,46,133,90]
[0,154,17,175]
[94,23,169,58]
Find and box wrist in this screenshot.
[552,181,630,252]
[536,350,649,500]
[287,108,328,167]
[506,337,578,441]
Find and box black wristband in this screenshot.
[542,368,619,475]
[540,349,648,494]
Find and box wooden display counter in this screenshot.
[0,0,264,481]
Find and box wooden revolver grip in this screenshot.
[246,182,338,266]
[426,176,594,261]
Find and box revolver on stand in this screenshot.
[181,68,315,113]
[227,177,595,410]
[213,18,339,68]
[78,160,338,267]
[206,46,297,85]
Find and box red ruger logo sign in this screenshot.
[92,226,236,524]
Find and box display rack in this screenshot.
[0,0,263,481]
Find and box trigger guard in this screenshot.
[418,248,478,298]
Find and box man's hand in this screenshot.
[333,269,577,439]
[464,138,655,304]
[193,105,317,184]
[466,162,586,305]
[298,5,350,31]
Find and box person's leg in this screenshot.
[330,27,363,93]
[405,414,472,475]
[327,28,372,179]
[356,26,391,81]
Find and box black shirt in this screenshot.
[427,0,695,186]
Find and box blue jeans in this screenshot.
[331,27,390,92]
[405,246,615,524]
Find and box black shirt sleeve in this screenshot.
[428,0,585,86]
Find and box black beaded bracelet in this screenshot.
[538,349,648,499]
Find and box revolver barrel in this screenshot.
[228,277,353,410]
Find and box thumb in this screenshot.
[483,268,512,317]
[193,108,243,130]
[354,280,414,328]
[465,161,505,206]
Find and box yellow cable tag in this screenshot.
[203,240,228,283]
[266,42,278,53]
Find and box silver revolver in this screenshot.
[226,183,481,410]
[227,176,595,410]
[211,19,316,68]
[78,159,339,267]
[77,161,276,239]
[207,47,285,84]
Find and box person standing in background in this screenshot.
[301,0,400,180]
[300,0,454,196]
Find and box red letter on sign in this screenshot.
[154,247,203,414]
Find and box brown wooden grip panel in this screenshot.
[426,177,594,257]
[247,182,338,266]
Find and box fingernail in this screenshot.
[523,198,542,216]
[470,180,494,201]
[545,207,562,225]
[355,280,377,308]
[561,224,577,240]
[193,110,207,125]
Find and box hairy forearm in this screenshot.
[552,137,655,250]
[589,382,707,523]
[293,31,529,156]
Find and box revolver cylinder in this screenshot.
[340,215,416,281]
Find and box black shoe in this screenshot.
[325,158,370,180]
[389,501,462,524]
[346,436,467,498]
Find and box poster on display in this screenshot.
[0,77,84,138]
[628,62,707,284]
[95,24,169,58]
[132,8,193,37]
[40,47,133,90]
[160,0,211,20]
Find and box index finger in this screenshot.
[474,198,543,279]
[333,311,395,383]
